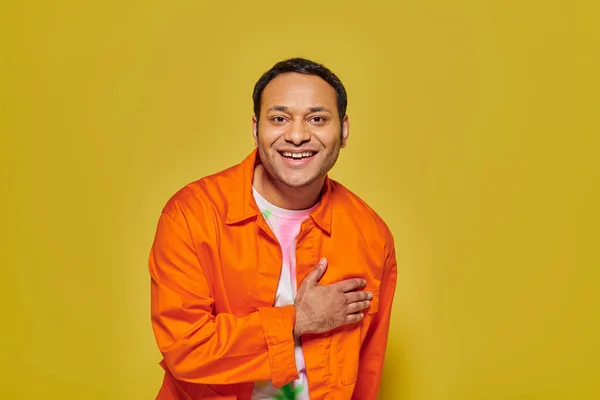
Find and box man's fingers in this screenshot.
[333,277,366,293]
[302,258,328,286]
[347,300,371,314]
[344,312,364,325]
[345,291,372,304]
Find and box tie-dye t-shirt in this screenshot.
[251,187,318,400]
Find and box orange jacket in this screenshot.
[149,150,397,399]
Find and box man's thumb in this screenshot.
[307,258,327,284]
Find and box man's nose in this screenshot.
[284,119,311,145]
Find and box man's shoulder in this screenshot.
[330,179,394,244]
[161,161,243,219]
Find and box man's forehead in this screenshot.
[261,73,337,106]
[264,73,335,94]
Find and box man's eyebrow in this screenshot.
[267,105,289,113]
[266,105,333,113]
[309,106,332,113]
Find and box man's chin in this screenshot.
[278,175,320,190]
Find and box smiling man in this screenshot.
[149,58,398,400]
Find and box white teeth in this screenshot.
[281,151,315,159]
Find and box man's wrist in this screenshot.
[293,305,303,337]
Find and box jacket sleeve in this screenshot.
[149,202,298,387]
[352,242,398,399]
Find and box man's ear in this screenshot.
[252,115,258,146]
[341,115,350,148]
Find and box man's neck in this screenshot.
[252,164,324,210]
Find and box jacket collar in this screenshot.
[225,148,332,234]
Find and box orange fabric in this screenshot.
[149,149,397,400]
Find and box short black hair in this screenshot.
[252,57,348,123]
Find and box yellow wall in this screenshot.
[1,1,598,399]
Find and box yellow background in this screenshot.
[1,1,598,399]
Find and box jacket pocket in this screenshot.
[336,289,380,386]
[202,384,237,399]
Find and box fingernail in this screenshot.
[367,292,373,299]
[319,258,327,265]
[365,300,370,306]
[362,279,367,286]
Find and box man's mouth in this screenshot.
[278,151,317,160]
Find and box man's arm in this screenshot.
[351,243,398,399]
[149,202,298,387]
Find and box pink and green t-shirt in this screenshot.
[251,187,317,400]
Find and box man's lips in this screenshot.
[276,150,319,166]
[277,150,317,160]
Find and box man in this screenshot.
[149,58,397,400]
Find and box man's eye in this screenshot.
[271,116,286,123]
[311,116,327,124]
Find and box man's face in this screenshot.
[253,72,349,189]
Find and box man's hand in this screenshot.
[293,258,372,337]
